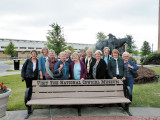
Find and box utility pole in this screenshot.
[158,0,160,53]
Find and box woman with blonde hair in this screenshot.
[122,52,139,94]
[38,47,49,80]
[70,52,87,80]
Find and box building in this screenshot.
[0,38,95,59]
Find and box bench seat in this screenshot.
[27,97,130,105]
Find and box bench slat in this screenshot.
[32,91,124,99]
[33,86,123,92]
[27,97,130,105]
[32,79,123,86]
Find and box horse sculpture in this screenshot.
[96,34,132,55]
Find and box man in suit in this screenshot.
[83,49,96,79]
[108,49,126,80]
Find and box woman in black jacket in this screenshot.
[21,50,38,88]
[91,50,106,79]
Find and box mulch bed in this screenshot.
[134,66,158,84]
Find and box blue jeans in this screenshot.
[126,76,134,93]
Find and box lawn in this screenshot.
[0,67,160,111]
[4,61,25,65]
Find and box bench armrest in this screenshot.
[124,85,132,102]
[25,87,32,107]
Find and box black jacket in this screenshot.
[108,58,126,79]
[90,59,106,79]
[83,57,96,78]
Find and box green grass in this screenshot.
[6,69,21,72]
[5,61,25,65]
[0,67,160,110]
[0,74,26,110]
[130,67,160,107]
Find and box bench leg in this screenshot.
[77,106,81,116]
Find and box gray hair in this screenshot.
[59,51,66,57]
[103,47,110,52]
[65,50,71,54]
[86,49,93,53]
[49,49,55,54]
[122,52,130,58]
[95,50,102,55]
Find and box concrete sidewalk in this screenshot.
[1,107,160,120]
[0,71,21,76]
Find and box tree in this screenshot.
[4,42,16,57]
[46,23,66,55]
[125,35,137,55]
[96,32,107,41]
[140,41,151,57]
[64,46,74,54]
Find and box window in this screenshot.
[20,47,26,49]
[28,47,34,49]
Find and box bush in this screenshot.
[141,52,160,65]
[129,56,137,64]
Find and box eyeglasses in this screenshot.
[124,56,129,57]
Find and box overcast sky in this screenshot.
[0,0,158,51]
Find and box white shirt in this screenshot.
[114,58,119,75]
[33,63,36,72]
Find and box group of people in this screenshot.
[21,47,139,94]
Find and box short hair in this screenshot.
[72,52,80,59]
[31,50,38,55]
[41,47,49,54]
[103,47,110,52]
[86,49,93,53]
[49,49,55,54]
[65,50,71,54]
[95,50,102,55]
[122,52,130,58]
[80,49,85,52]
[112,49,120,56]
[59,51,66,57]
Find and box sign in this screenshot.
[33,79,123,86]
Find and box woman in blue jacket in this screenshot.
[38,47,49,80]
[54,52,70,80]
[21,50,38,88]
[122,52,139,94]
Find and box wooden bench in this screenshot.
[25,79,132,119]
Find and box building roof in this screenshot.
[0,38,95,50]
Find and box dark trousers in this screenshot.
[25,77,37,88]
[105,70,110,79]
[86,73,91,79]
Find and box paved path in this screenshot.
[1,107,160,120]
[0,61,12,73]
[0,61,22,76]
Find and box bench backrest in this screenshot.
[32,79,124,100]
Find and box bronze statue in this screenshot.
[96,34,131,55]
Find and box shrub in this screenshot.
[141,52,160,65]
[129,56,137,64]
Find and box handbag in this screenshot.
[53,71,63,78]
[130,69,138,78]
